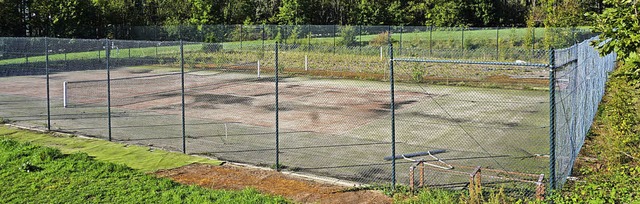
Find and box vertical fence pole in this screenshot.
[548,48,557,191]
[359,25,362,53]
[307,24,311,52]
[63,81,67,108]
[180,40,186,154]
[106,39,112,141]
[461,27,465,57]
[389,43,396,190]
[399,26,403,56]
[533,27,537,57]
[429,26,433,56]
[275,42,280,172]
[305,55,308,71]
[496,27,500,60]
[45,37,51,131]
[333,24,337,54]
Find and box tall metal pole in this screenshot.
[429,26,433,56]
[333,25,337,54]
[275,42,280,172]
[181,40,186,154]
[389,43,396,190]
[461,27,465,57]
[548,48,557,191]
[107,39,112,141]
[399,26,403,56]
[533,27,537,57]
[496,27,500,60]
[359,25,362,53]
[45,37,51,131]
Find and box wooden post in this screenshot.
[409,166,415,192]
[536,174,546,200]
[469,166,482,204]
[419,161,425,187]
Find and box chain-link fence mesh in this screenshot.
[391,58,550,197]
[0,32,615,199]
[0,37,50,129]
[552,37,616,189]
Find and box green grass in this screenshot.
[0,125,222,173]
[0,133,289,203]
[0,44,203,65]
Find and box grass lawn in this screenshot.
[0,125,222,172]
[0,125,288,203]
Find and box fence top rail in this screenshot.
[391,58,550,68]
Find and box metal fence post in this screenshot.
[533,27,536,56]
[275,42,280,172]
[389,42,396,190]
[399,26,403,56]
[307,24,311,52]
[429,26,433,56]
[461,27,465,57]
[548,48,557,191]
[181,40,186,154]
[106,39,112,141]
[359,25,362,53]
[45,37,51,131]
[333,24,337,54]
[496,27,500,60]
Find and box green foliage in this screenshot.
[286,26,302,45]
[0,138,289,203]
[277,0,304,25]
[424,0,465,27]
[339,26,357,46]
[590,0,640,61]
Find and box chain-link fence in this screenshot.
[0,34,614,199]
[106,25,594,62]
[552,38,616,189]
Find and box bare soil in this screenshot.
[155,163,392,204]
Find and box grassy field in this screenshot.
[0,126,289,203]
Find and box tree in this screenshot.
[0,0,25,36]
[424,0,466,27]
[591,0,640,61]
[277,0,304,24]
[28,0,98,38]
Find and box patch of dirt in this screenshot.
[155,163,392,204]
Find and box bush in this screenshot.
[369,32,397,47]
[339,26,357,46]
[201,43,222,53]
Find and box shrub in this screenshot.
[369,32,397,47]
[201,43,221,53]
[339,26,357,46]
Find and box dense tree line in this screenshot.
[0,0,603,38]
